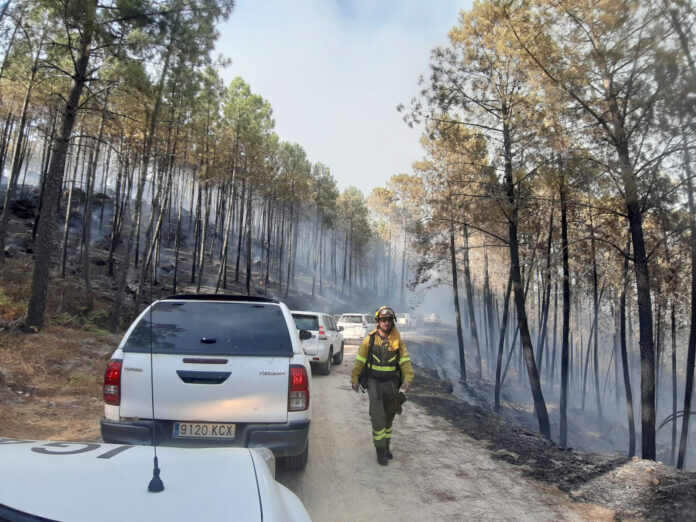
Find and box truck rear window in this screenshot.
[292,314,319,331]
[123,301,293,356]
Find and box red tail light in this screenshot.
[288,364,309,411]
[103,359,122,405]
[318,326,327,340]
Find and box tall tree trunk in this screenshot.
[25,2,97,330]
[549,282,558,384]
[110,34,173,330]
[450,214,467,384]
[589,207,603,427]
[245,182,252,295]
[678,121,696,469]
[462,223,482,377]
[620,235,636,457]
[311,210,320,296]
[215,186,234,292]
[495,269,513,411]
[81,97,107,312]
[197,181,211,293]
[60,135,84,277]
[190,184,201,284]
[0,32,43,260]
[278,204,286,293]
[536,204,554,377]
[671,302,677,466]
[503,119,550,438]
[559,169,571,447]
[609,97,656,459]
[172,177,184,293]
[235,178,246,283]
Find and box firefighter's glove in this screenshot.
[395,391,407,415]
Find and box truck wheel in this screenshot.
[283,441,309,470]
[318,349,332,375]
[332,344,344,364]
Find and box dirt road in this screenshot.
[276,344,612,521]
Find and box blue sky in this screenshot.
[215,1,472,196]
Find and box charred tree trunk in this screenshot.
[503,119,549,438]
[462,223,482,377]
[245,182,253,295]
[678,121,696,469]
[110,34,173,329]
[25,2,97,330]
[0,33,43,260]
[450,214,467,385]
[560,169,571,447]
[495,269,513,411]
[620,235,636,457]
[671,302,677,466]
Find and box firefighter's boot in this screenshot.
[385,441,393,460]
[376,447,388,466]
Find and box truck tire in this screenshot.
[283,441,309,470]
[317,349,332,375]
[332,344,344,365]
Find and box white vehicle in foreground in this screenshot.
[0,438,310,522]
[291,311,344,375]
[336,313,374,343]
[100,294,312,469]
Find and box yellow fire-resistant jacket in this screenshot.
[350,327,414,384]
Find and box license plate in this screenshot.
[172,422,235,439]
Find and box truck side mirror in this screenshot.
[299,330,312,340]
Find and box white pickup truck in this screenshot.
[100,295,312,469]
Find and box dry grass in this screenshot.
[0,325,119,442]
[0,256,121,442]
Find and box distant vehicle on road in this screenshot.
[396,313,417,329]
[337,313,374,343]
[422,313,442,326]
[291,311,344,375]
[0,438,311,521]
[100,294,312,470]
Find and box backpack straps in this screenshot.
[366,333,375,371]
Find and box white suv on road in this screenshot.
[337,313,374,343]
[291,311,344,375]
[100,294,312,469]
[396,313,417,329]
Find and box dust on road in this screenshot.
[276,344,612,522]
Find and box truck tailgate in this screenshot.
[119,353,289,423]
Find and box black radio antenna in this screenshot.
[147,276,164,493]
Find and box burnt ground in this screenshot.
[409,366,696,521]
[2,321,696,520]
[1,199,695,520]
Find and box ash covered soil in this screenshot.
[409,364,696,521]
[2,325,695,520]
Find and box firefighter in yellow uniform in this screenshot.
[351,306,414,466]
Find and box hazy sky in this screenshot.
[215,0,472,196]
